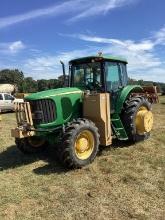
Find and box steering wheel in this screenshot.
[86,78,102,90]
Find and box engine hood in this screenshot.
[25,87,83,101]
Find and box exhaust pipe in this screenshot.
[60,60,66,87]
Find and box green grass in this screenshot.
[0,97,165,220]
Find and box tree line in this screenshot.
[0,69,64,93]
[0,69,165,94]
[128,78,165,94]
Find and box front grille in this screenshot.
[29,99,56,125]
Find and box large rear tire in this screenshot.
[58,119,100,169]
[121,96,153,142]
[15,136,47,154]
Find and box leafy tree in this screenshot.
[37,79,49,91]
[160,83,165,95]
[0,69,24,91]
[37,79,62,91]
[47,79,63,89]
[22,77,38,93]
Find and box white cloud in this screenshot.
[75,34,155,51]
[129,67,165,82]
[0,0,137,29]
[60,29,165,82]
[68,0,136,22]
[153,26,165,45]
[23,48,95,79]
[9,41,25,53]
[23,26,165,82]
[73,34,126,45]
[0,40,25,54]
[1,25,165,82]
[0,1,78,29]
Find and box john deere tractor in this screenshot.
[11,54,157,168]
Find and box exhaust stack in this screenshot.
[60,60,66,87]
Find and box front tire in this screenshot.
[121,96,153,142]
[15,136,46,154]
[58,119,100,169]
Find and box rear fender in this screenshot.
[115,85,143,114]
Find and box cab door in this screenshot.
[105,62,121,112]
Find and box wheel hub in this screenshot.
[76,137,89,152]
[135,106,153,134]
[75,130,94,160]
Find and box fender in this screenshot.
[115,85,143,114]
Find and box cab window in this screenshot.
[0,94,3,100]
[4,94,14,100]
[105,62,121,92]
[72,62,102,90]
[119,63,128,86]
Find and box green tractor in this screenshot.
[12,54,157,168]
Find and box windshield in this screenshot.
[71,62,102,90]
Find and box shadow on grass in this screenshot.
[0,139,133,174]
[35,139,134,173]
[33,146,70,175]
[111,139,134,148]
[0,144,68,174]
[1,111,15,114]
[33,163,69,175]
[98,139,133,156]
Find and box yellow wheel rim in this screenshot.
[75,130,95,160]
[28,137,45,148]
[135,106,153,135]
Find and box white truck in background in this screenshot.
[0,93,24,112]
[0,84,23,112]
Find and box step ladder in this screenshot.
[111,114,128,140]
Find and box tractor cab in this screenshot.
[69,55,128,111]
[69,55,128,93]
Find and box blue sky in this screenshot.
[0,0,165,82]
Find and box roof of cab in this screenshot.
[69,54,127,64]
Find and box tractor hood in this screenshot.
[25,87,83,101]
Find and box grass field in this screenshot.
[0,97,165,220]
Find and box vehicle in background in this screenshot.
[0,93,23,112]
